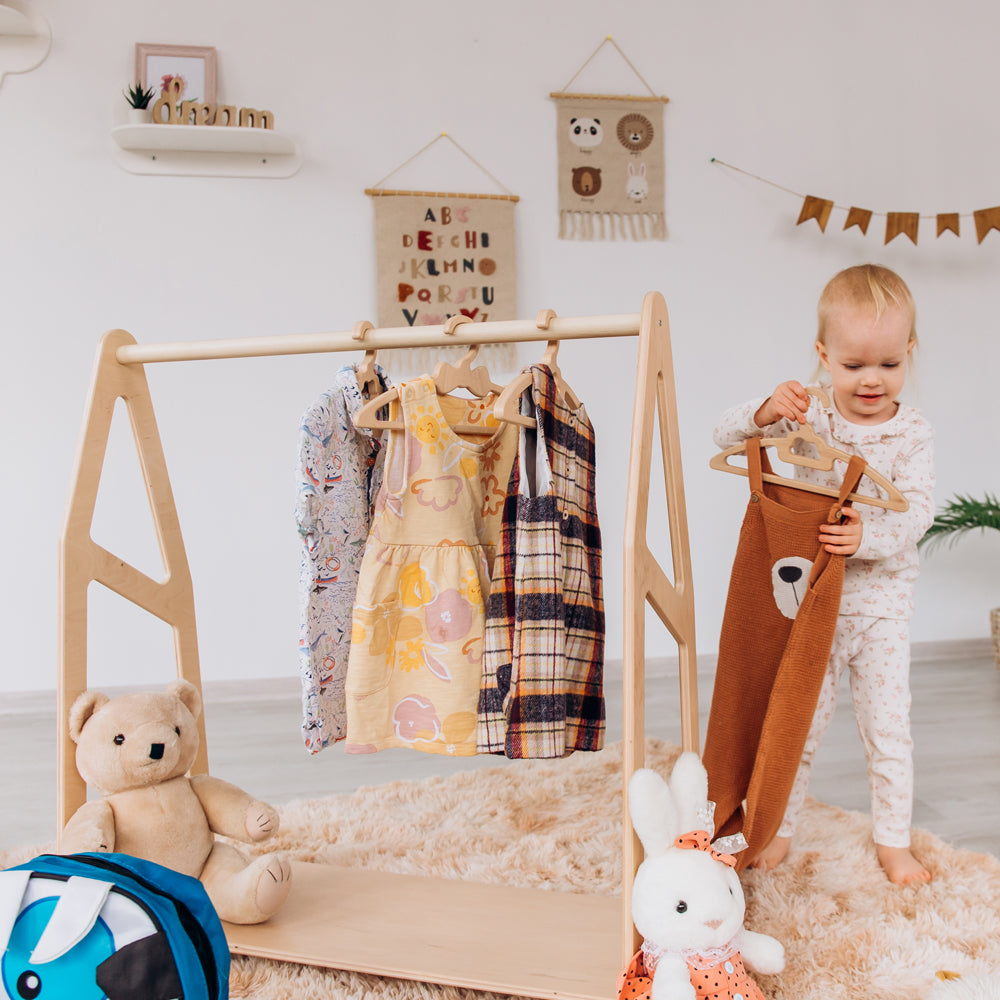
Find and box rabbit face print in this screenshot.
[626,162,648,202]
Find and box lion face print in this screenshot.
[616,112,654,152]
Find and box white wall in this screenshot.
[2,0,998,695]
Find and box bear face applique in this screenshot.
[770,556,813,619]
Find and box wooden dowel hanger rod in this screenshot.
[115,313,641,366]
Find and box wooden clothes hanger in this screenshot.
[351,320,383,400]
[492,310,583,429]
[709,386,909,512]
[352,316,501,435]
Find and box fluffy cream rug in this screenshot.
[4,740,998,999]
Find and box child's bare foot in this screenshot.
[749,835,791,871]
[876,844,931,884]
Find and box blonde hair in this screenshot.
[817,264,918,349]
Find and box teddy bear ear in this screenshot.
[167,679,202,721]
[68,691,109,743]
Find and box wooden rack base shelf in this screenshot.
[227,863,621,1000]
[58,292,697,999]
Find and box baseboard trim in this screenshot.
[2,638,994,715]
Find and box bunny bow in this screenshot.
[674,830,737,868]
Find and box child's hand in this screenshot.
[819,506,863,555]
[754,380,809,427]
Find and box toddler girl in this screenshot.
[713,264,935,884]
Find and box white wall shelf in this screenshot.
[0,0,51,86]
[110,123,302,178]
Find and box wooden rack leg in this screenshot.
[58,330,206,834]
[620,292,698,960]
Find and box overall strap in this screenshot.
[835,454,868,512]
[807,453,870,588]
[745,436,766,494]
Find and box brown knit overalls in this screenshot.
[703,437,865,869]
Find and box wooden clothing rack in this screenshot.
[57,291,697,1000]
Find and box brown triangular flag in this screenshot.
[796,195,833,232]
[843,207,873,235]
[936,213,960,238]
[973,207,1000,244]
[885,212,919,245]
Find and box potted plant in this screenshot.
[919,492,1000,666]
[124,81,155,123]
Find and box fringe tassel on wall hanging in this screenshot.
[552,38,669,242]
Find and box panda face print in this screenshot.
[568,117,603,149]
[770,556,813,619]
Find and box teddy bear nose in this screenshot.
[149,743,165,760]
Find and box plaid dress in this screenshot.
[477,365,605,758]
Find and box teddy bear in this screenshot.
[618,752,784,1000]
[59,679,292,925]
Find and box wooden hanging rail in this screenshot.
[113,313,639,365]
[59,294,696,1000]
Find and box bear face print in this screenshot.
[770,556,813,619]
[571,166,602,197]
[568,117,603,149]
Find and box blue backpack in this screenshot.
[0,852,229,1000]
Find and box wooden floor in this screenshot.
[2,644,998,860]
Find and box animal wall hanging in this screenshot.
[711,156,1000,245]
[552,37,669,240]
[366,133,518,349]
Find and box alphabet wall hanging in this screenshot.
[365,133,518,368]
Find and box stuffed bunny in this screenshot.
[619,752,784,1000]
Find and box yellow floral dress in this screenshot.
[345,377,518,756]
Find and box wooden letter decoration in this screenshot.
[885,212,919,245]
[151,77,183,124]
[214,104,238,127]
[796,195,833,232]
[149,80,274,130]
[936,213,960,238]
[843,207,873,235]
[973,207,1000,244]
[239,107,274,129]
[180,100,216,125]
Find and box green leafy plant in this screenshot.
[919,492,1000,552]
[123,81,156,109]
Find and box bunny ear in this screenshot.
[628,768,680,856]
[669,752,710,833]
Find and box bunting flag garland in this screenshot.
[712,158,1000,246]
[366,134,518,368]
[552,38,669,240]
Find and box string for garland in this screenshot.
[710,156,975,220]
[368,132,517,200]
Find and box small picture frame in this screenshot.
[135,43,217,106]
